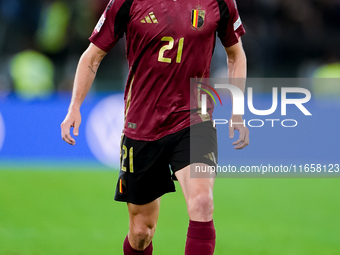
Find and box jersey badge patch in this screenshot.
[191,9,205,29]
[128,122,137,129]
[95,14,106,32]
[233,16,242,31]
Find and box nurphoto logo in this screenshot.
[200,83,312,128]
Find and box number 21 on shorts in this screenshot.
[121,145,134,173]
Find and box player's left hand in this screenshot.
[229,115,249,150]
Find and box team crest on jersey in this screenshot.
[191,9,205,29]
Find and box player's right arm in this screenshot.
[61,43,107,145]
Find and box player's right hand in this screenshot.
[60,109,82,145]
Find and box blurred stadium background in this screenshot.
[0,0,340,254]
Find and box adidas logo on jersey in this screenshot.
[141,12,158,23]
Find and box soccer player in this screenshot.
[61,0,249,254]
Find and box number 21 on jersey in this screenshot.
[158,37,184,64]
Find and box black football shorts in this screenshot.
[114,121,217,205]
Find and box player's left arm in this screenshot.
[225,39,249,149]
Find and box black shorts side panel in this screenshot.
[170,121,218,173]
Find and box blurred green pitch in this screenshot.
[1,169,340,255]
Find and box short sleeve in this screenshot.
[216,0,245,47]
[89,0,133,52]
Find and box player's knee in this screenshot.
[188,193,214,220]
[131,227,150,242]
[130,223,155,245]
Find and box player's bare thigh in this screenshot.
[127,198,161,250]
[175,163,215,221]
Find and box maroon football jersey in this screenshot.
[89,0,245,141]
